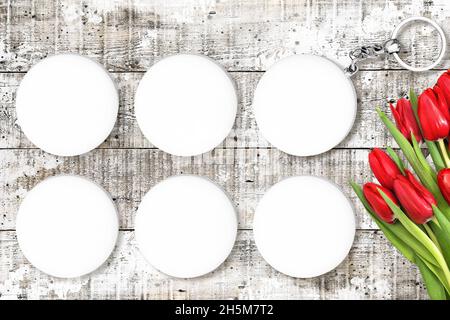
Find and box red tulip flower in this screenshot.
[389,98,422,143]
[433,85,450,123]
[368,148,401,189]
[438,168,450,204]
[363,183,397,224]
[436,70,450,107]
[393,170,435,224]
[418,88,450,141]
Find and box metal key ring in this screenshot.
[391,16,447,72]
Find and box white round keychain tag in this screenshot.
[253,176,355,278]
[15,54,119,156]
[135,54,237,157]
[16,175,119,278]
[253,54,356,156]
[253,16,446,157]
[135,175,237,278]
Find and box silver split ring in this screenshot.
[391,16,447,72]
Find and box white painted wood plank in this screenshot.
[0,70,443,150]
[0,148,381,230]
[0,0,448,72]
[0,230,427,300]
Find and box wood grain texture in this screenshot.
[0,148,377,230]
[0,0,446,299]
[0,0,449,72]
[0,230,427,300]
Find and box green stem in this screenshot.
[438,139,450,168]
[424,223,442,252]
[432,216,441,228]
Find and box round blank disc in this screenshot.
[135,175,237,278]
[253,176,355,278]
[253,55,357,156]
[16,175,119,278]
[16,54,119,156]
[135,54,237,156]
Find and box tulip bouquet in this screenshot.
[352,71,450,300]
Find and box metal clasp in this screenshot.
[345,16,446,76]
[344,39,400,77]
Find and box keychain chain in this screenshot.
[345,17,446,76]
[344,39,401,76]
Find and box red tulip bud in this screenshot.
[418,88,450,141]
[363,183,397,223]
[389,98,422,143]
[368,148,401,189]
[438,168,450,204]
[436,70,450,107]
[433,85,450,123]
[393,170,435,224]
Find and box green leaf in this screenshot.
[377,108,450,215]
[411,133,436,179]
[351,182,439,266]
[431,206,450,267]
[416,255,447,300]
[380,190,450,286]
[410,89,419,115]
[433,205,450,232]
[419,257,450,295]
[431,224,450,269]
[380,226,415,263]
[424,223,442,251]
[386,147,405,175]
[427,140,446,172]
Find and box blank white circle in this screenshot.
[253,176,355,278]
[134,54,237,156]
[253,55,357,156]
[16,54,119,156]
[135,175,237,278]
[16,175,119,278]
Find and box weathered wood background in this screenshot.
[1,0,449,299]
